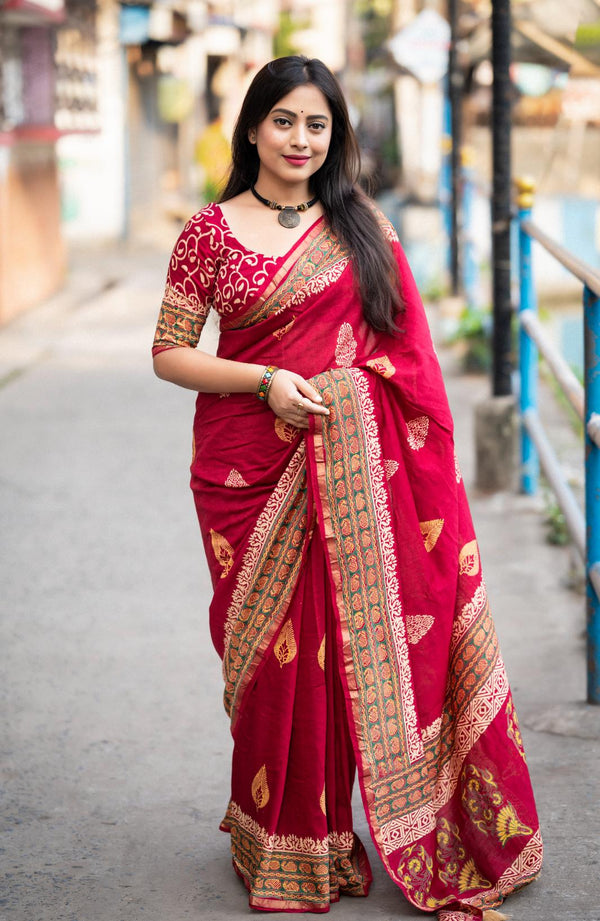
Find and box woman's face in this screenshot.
[251,83,332,191]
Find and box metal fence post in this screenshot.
[462,147,478,311]
[448,0,462,297]
[491,0,513,396]
[584,282,600,703]
[516,177,539,495]
[440,93,452,278]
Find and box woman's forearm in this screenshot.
[153,347,264,394]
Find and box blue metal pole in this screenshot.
[440,86,452,277]
[516,178,539,495]
[584,282,600,703]
[462,147,478,311]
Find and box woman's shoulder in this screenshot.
[166,203,227,283]
[168,203,233,265]
[180,201,225,237]
[353,187,400,243]
[368,200,400,244]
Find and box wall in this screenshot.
[0,142,66,324]
[57,0,126,242]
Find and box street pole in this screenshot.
[448,0,461,296]
[475,0,518,491]
[491,0,512,396]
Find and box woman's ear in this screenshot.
[248,129,257,144]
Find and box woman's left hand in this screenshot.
[267,369,329,430]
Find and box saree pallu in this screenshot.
[189,217,542,916]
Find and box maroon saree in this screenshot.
[153,204,543,917]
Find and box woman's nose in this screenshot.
[291,123,309,148]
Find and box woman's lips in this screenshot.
[283,156,310,166]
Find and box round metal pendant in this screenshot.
[278,208,301,229]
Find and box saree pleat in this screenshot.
[156,205,543,917]
[220,525,372,911]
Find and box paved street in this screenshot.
[1,235,599,921]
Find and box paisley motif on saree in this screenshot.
[158,206,543,914]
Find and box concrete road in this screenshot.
[1,241,599,920]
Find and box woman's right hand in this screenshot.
[267,369,330,430]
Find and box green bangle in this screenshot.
[256,365,278,402]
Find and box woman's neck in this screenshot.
[253,174,313,207]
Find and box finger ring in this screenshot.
[297,401,304,411]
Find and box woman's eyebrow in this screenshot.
[270,107,330,121]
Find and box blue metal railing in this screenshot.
[439,143,483,312]
[516,177,600,704]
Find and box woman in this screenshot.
[152,56,542,919]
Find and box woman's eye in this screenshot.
[273,117,291,126]
[310,122,326,131]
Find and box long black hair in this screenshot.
[219,56,402,334]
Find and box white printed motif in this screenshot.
[335,322,358,368]
[384,459,399,480]
[225,469,249,488]
[405,614,434,644]
[407,416,429,451]
[454,451,462,483]
[421,716,442,742]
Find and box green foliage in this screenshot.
[451,307,492,374]
[380,124,400,169]
[575,21,600,48]
[421,278,446,302]
[354,0,393,14]
[354,0,394,63]
[456,307,490,339]
[542,491,570,546]
[202,178,221,205]
[540,364,584,439]
[273,10,308,59]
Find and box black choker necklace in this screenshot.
[250,185,318,228]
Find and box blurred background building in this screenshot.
[0,0,599,328]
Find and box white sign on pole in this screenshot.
[388,9,451,84]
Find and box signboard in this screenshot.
[562,77,600,125]
[388,9,450,85]
[2,0,65,18]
